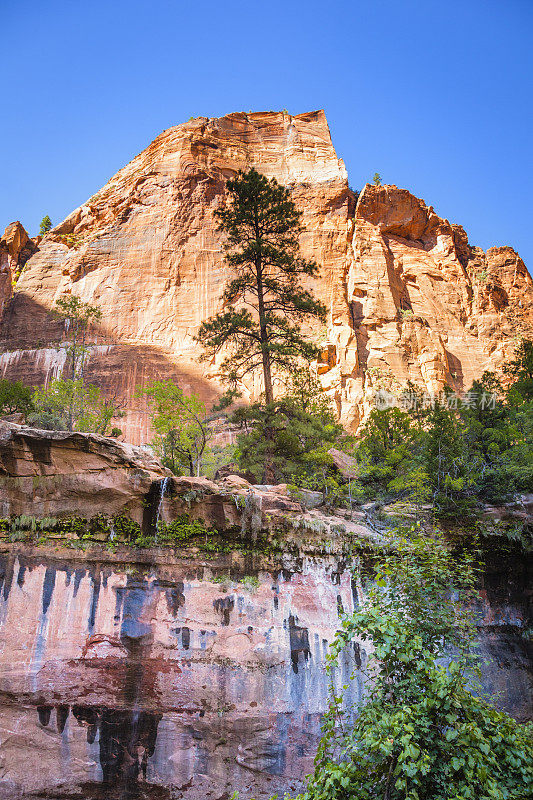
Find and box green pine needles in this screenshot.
[39,215,52,236]
[195,168,326,404]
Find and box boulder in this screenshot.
[0,420,169,522]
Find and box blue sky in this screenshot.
[2,0,532,266]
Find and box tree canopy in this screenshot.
[39,215,52,236]
[196,168,326,404]
[141,380,210,477]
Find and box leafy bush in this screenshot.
[0,378,34,417]
[30,378,122,434]
[287,529,533,800]
[141,380,210,476]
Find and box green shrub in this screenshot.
[286,529,533,800]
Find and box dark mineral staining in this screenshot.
[213,596,234,626]
[165,582,185,616]
[42,566,56,615]
[288,615,310,673]
[37,705,52,726]
[71,705,162,789]
[56,704,69,733]
[88,574,101,633]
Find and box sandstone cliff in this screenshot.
[0,222,37,318]
[0,426,530,799]
[0,111,531,441]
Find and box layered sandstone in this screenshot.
[0,223,37,317]
[0,427,530,798]
[329,185,533,428]
[0,112,531,441]
[0,420,169,522]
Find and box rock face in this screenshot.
[333,185,533,428]
[0,421,169,523]
[0,428,530,798]
[1,110,530,441]
[0,223,38,317]
[0,542,529,799]
[0,546,359,800]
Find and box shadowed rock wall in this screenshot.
[0,549,360,799]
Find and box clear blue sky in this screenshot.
[2,0,532,267]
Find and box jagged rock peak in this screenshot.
[0,111,531,442]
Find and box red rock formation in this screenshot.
[0,222,38,317]
[0,427,530,797]
[0,112,531,440]
[0,420,169,522]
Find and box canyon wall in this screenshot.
[0,425,530,798]
[0,547,358,800]
[0,539,529,800]
[1,111,532,441]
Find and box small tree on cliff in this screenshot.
[372,172,382,186]
[55,295,102,383]
[141,380,210,477]
[39,215,52,236]
[54,294,102,431]
[195,168,327,404]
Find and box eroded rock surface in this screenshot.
[0,428,530,798]
[0,223,38,316]
[0,538,529,800]
[1,111,530,441]
[0,548,360,799]
[0,421,169,522]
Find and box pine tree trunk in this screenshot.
[255,261,273,404]
[255,257,275,482]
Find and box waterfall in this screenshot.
[154,477,170,541]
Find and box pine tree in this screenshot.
[372,172,382,186]
[39,215,52,236]
[195,168,327,404]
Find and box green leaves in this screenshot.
[30,378,121,435]
[140,380,209,477]
[0,378,34,416]
[284,528,533,800]
[195,168,326,403]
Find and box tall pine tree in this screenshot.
[196,168,327,404]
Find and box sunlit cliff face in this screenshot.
[1,111,531,442]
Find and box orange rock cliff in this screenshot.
[1,110,532,442]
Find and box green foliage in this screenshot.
[30,378,121,434]
[504,338,533,401]
[423,400,480,519]
[0,378,34,417]
[239,574,260,591]
[372,172,382,186]
[232,367,349,485]
[141,380,210,476]
[354,341,533,516]
[287,529,533,800]
[195,168,327,404]
[38,294,114,432]
[156,515,215,544]
[54,294,102,384]
[39,215,52,236]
